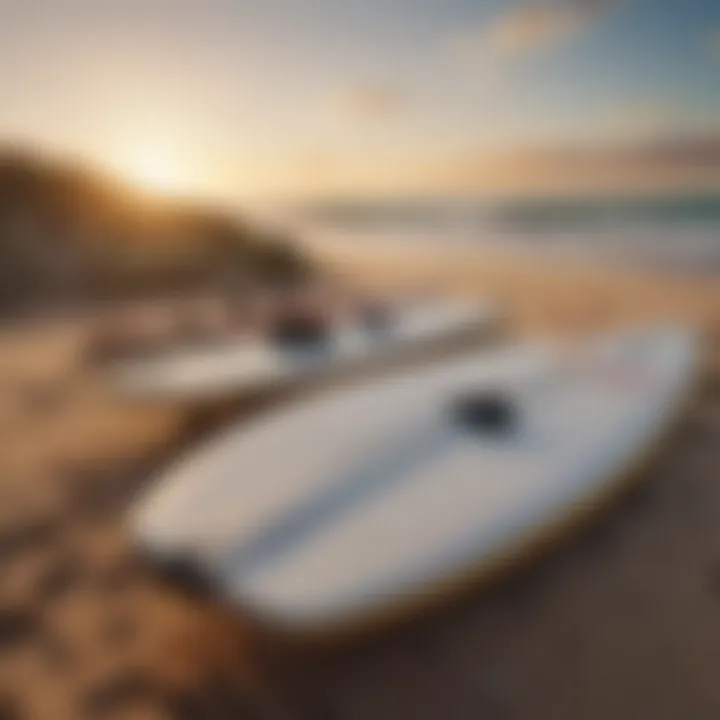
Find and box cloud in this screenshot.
[601,99,720,143]
[602,100,684,139]
[430,135,720,194]
[336,85,406,121]
[451,0,615,63]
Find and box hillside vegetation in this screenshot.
[0,149,311,316]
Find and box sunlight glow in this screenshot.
[112,147,192,195]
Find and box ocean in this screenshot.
[293,195,720,275]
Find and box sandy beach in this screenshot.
[0,242,718,719]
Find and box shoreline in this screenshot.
[307,236,720,335]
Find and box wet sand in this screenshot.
[0,243,718,719]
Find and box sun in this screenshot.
[113,147,190,195]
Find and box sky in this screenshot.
[0,0,718,200]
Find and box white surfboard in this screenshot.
[130,328,696,634]
[109,299,497,402]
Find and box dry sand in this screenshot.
[0,242,718,719]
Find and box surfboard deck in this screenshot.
[130,327,697,636]
[110,299,498,402]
